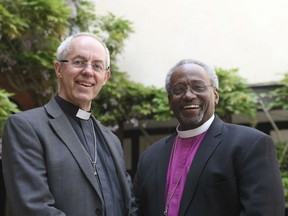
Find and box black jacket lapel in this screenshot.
[179,117,223,215]
[44,98,104,202]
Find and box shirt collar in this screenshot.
[176,115,215,138]
[55,95,91,120]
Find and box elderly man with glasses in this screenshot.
[132,59,285,216]
[2,32,133,216]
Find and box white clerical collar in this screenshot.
[176,115,215,138]
[76,109,91,120]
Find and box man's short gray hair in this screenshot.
[56,32,110,70]
[165,59,219,93]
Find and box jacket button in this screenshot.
[95,208,102,215]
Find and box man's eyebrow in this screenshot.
[191,79,206,83]
[69,55,85,60]
[72,55,104,63]
[93,59,104,63]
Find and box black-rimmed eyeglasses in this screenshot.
[58,59,110,72]
[170,81,213,97]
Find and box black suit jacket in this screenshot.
[2,98,132,216]
[132,116,285,216]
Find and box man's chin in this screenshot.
[179,114,204,128]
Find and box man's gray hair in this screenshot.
[56,32,110,70]
[165,59,219,92]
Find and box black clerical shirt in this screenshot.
[54,95,123,216]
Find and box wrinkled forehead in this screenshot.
[67,36,106,58]
[171,63,210,83]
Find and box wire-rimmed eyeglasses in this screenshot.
[58,59,110,72]
[170,81,213,97]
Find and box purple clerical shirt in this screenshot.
[164,132,206,216]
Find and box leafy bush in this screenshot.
[276,141,288,203]
[267,73,288,110]
[215,68,258,124]
[0,89,19,137]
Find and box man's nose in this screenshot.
[82,63,94,74]
[183,87,197,98]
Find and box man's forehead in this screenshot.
[174,64,207,76]
[70,36,105,50]
[170,64,209,84]
[67,38,106,57]
[177,63,205,71]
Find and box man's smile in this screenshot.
[76,81,94,87]
[183,104,200,110]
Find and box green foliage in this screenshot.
[150,88,172,121]
[0,3,28,38]
[277,142,288,170]
[266,74,288,203]
[0,0,259,135]
[90,12,167,128]
[90,12,171,128]
[267,73,288,110]
[0,0,72,104]
[94,66,260,129]
[92,71,171,127]
[94,12,134,63]
[215,68,258,124]
[276,141,288,202]
[0,89,19,137]
[282,173,288,204]
[69,0,98,31]
[0,0,136,107]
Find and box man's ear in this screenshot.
[54,61,62,78]
[168,95,173,109]
[214,88,219,105]
[102,71,111,85]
